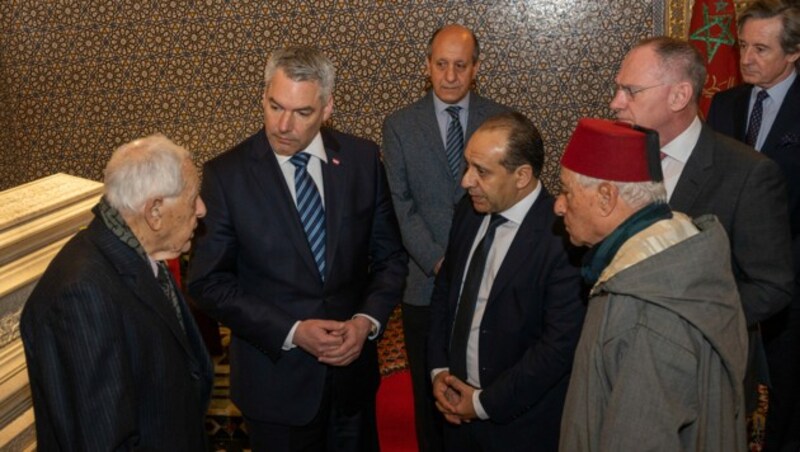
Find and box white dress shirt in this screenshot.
[661,116,702,200]
[274,133,380,350]
[433,182,542,419]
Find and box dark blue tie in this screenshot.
[290,153,326,281]
[745,90,769,148]
[445,106,464,179]
[449,214,507,382]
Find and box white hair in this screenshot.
[574,172,667,210]
[104,134,190,214]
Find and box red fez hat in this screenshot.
[561,118,662,183]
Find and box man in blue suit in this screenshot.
[382,24,510,451]
[706,3,800,448]
[428,112,585,452]
[21,135,213,451]
[188,46,407,452]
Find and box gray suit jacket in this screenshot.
[382,91,510,306]
[670,123,793,325]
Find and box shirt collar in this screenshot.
[497,180,542,225]
[275,132,328,165]
[661,116,702,163]
[432,91,471,115]
[754,69,796,106]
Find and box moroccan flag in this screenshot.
[688,0,741,117]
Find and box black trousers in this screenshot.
[244,371,379,452]
[402,303,444,452]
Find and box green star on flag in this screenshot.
[689,4,736,62]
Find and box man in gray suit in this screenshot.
[610,36,793,432]
[382,24,510,451]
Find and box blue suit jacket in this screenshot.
[21,216,213,451]
[188,128,407,425]
[428,190,584,451]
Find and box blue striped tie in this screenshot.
[290,153,326,281]
[445,106,464,178]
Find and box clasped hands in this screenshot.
[433,371,478,424]
[293,317,372,366]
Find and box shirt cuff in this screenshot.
[353,313,381,340]
[282,321,301,351]
[430,367,447,382]
[473,389,489,420]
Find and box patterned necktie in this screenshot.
[449,214,508,382]
[156,261,186,334]
[290,152,326,281]
[745,89,769,148]
[445,106,464,179]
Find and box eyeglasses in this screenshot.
[611,83,664,100]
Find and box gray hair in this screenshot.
[574,172,667,210]
[638,37,707,104]
[263,46,336,103]
[104,134,190,214]
[739,0,800,69]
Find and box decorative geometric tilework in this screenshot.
[1,1,671,193]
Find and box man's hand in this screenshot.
[318,316,372,366]
[293,319,345,358]
[444,374,478,422]
[433,371,463,424]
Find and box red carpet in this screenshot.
[376,370,418,451]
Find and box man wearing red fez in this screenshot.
[556,118,749,452]
[428,111,585,451]
[611,37,792,443]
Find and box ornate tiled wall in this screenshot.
[0,1,668,192]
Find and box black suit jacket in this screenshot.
[669,124,793,325]
[21,217,213,451]
[428,190,584,451]
[188,128,407,425]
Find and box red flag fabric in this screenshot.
[167,257,182,289]
[688,0,741,117]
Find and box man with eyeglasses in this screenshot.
[611,36,793,442]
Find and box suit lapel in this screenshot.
[466,94,490,138]
[321,130,344,284]
[89,220,198,359]
[732,85,753,142]
[245,130,320,278]
[486,191,550,302]
[417,92,455,182]
[450,210,485,308]
[670,124,715,211]
[763,77,800,153]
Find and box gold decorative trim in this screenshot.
[667,1,755,38]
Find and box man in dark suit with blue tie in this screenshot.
[705,3,800,448]
[21,135,213,451]
[382,24,510,451]
[428,112,585,452]
[188,46,407,452]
